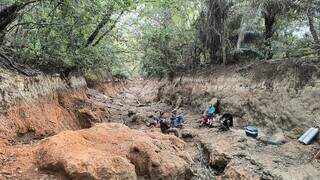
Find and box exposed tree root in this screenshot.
[0,48,39,76]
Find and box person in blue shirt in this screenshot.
[201,100,220,126]
[170,109,185,128]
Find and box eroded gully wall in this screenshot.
[0,69,122,143]
[154,60,320,138]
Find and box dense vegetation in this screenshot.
[0,0,319,78]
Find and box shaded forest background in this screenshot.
[0,0,319,79]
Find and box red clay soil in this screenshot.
[0,88,110,145]
[1,123,192,180]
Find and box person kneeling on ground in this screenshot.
[159,118,180,137]
[170,109,185,128]
[201,100,221,126]
[219,113,233,131]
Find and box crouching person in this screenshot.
[159,119,180,137]
[219,113,233,131]
[170,109,185,128]
[201,100,221,126]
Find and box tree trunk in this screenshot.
[263,13,275,60]
[92,11,124,47]
[86,6,114,47]
[237,17,245,50]
[237,6,258,50]
[307,11,320,55]
[205,0,222,64]
[0,0,38,45]
[221,23,227,65]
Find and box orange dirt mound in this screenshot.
[36,123,192,179]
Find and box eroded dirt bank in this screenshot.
[0,59,320,180]
[131,75,320,179]
[0,69,193,180]
[0,69,116,144]
[158,59,320,138]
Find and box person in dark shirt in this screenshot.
[159,118,180,137]
[219,113,233,130]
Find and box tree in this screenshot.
[0,0,138,79]
[260,0,291,59]
[0,0,39,44]
[306,0,320,56]
[198,0,231,64]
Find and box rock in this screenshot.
[259,131,288,145]
[181,130,195,139]
[37,123,191,180]
[218,163,260,180]
[268,132,287,143]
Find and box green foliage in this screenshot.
[139,0,200,77]
[1,0,319,79]
[140,27,176,77]
[5,0,137,80]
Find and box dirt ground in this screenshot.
[0,77,320,179]
[88,78,320,179]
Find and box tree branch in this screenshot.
[0,0,38,31]
[92,11,124,47]
[85,6,115,47]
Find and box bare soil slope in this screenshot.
[0,59,320,179]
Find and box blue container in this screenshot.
[245,126,258,138]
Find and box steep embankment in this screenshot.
[0,69,113,144]
[157,59,320,138]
